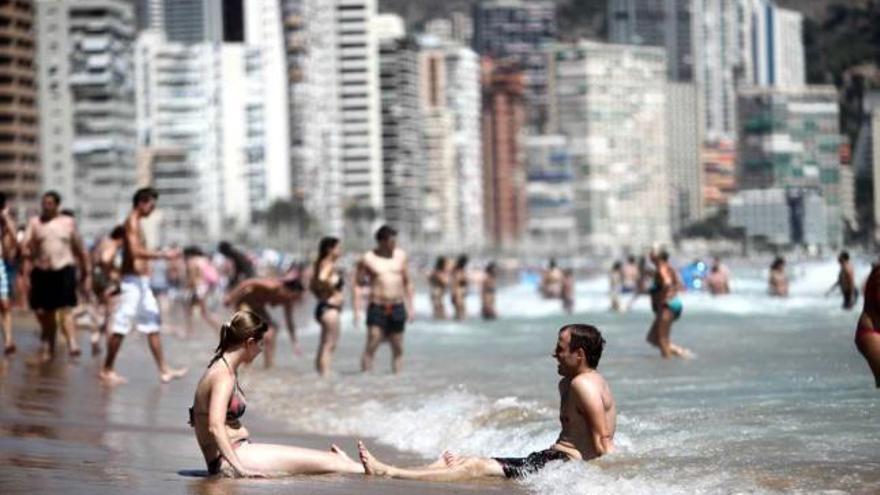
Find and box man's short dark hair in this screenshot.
[43,190,61,204]
[561,324,605,369]
[132,187,159,206]
[658,250,669,262]
[375,224,397,242]
[839,251,850,262]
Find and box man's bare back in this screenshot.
[554,371,616,461]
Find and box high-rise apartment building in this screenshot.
[162,0,222,43]
[376,15,424,244]
[0,0,39,218]
[735,86,843,247]
[551,41,671,254]
[135,32,223,244]
[667,82,704,230]
[742,0,805,88]
[481,58,526,248]
[524,135,576,253]
[608,0,699,82]
[696,0,745,141]
[36,0,137,239]
[244,0,290,215]
[419,47,459,247]
[473,0,556,133]
[445,45,484,249]
[336,0,383,216]
[282,0,342,234]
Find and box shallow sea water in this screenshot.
[246,259,880,494]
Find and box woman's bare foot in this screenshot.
[99,369,128,386]
[443,450,463,467]
[358,441,391,476]
[159,366,188,383]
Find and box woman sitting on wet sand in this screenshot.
[189,310,365,478]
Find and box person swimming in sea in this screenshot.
[189,310,365,477]
[768,257,789,297]
[645,249,690,359]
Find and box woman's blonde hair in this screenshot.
[210,310,269,365]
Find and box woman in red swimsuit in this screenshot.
[856,264,880,388]
[189,310,365,477]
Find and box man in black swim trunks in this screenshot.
[353,225,413,374]
[357,324,617,481]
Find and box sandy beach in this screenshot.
[0,313,520,495]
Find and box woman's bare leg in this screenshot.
[316,309,340,376]
[236,443,364,476]
[358,441,503,481]
[656,310,674,358]
[856,332,880,388]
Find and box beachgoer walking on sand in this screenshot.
[100,188,187,385]
[21,191,91,361]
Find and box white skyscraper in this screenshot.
[336,0,383,216]
[419,47,459,246]
[283,0,342,234]
[445,45,484,249]
[244,0,290,211]
[36,0,137,239]
[135,32,224,244]
[742,0,805,87]
[376,15,425,244]
[551,41,671,254]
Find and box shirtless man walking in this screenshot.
[353,225,413,374]
[358,323,616,480]
[223,276,303,368]
[21,191,91,360]
[100,188,187,385]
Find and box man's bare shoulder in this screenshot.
[394,248,408,262]
[571,371,609,398]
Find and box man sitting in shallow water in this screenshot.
[357,323,616,481]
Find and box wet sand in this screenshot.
[0,314,520,495]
